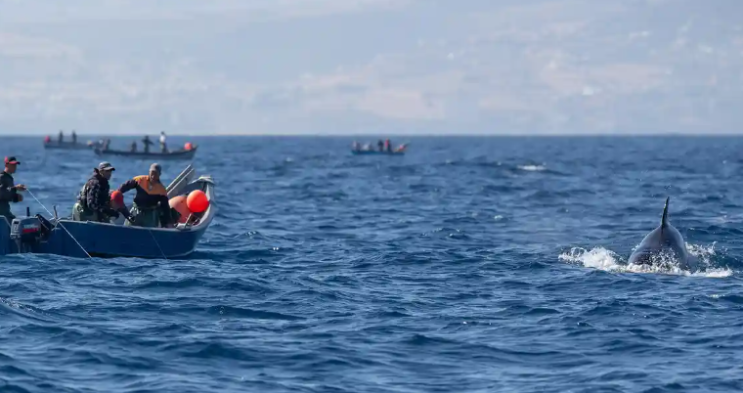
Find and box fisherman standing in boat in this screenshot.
[159,131,167,153]
[72,130,77,144]
[72,162,123,223]
[58,130,63,143]
[142,135,154,154]
[117,163,171,227]
[0,156,25,223]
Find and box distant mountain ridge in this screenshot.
[0,0,740,134]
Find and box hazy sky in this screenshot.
[0,0,741,135]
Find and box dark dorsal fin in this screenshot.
[661,197,670,228]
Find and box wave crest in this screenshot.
[558,245,732,278]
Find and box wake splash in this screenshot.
[558,243,732,278]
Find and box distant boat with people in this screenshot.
[92,133,197,161]
[351,139,407,155]
[43,130,101,150]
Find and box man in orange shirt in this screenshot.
[117,163,170,227]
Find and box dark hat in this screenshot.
[97,161,115,171]
[4,156,20,165]
[149,163,161,174]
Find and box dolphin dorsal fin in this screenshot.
[661,197,670,228]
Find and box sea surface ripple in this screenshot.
[2,135,743,392]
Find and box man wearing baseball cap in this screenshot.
[72,161,123,222]
[0,156,26,222]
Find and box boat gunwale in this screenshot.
[93,145,198,157]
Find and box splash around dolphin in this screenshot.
[628,197,698,270]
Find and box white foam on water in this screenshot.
[518,164,547,172]
[558,245,732,278]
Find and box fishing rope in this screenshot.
[147,227,168,260]
[26,188,92,258]
[120,210,168,260]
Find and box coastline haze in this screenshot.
[0,0,741,135]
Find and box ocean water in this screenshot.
[1,135,743,392]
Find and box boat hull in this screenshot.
[94,146,197,160]
[351,150,405,155]
[50,220,208,258]
[44,141,96,150]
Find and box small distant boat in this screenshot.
[43,140,100,150]
[351,149,406,156]
[0,164,215,259]
[351,143,408,155]
[93,145,198,160]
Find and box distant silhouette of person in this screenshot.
[142,136,154,153]
[72,130,77,144]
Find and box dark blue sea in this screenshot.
[1,135,743,393]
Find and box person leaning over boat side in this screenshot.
[109,190,128,225]
[72,162,122,223]
[117,163,171,228]
[0,156,26,223]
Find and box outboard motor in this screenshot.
[10,217,45,253]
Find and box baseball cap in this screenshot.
[97,162,115,171]
[4,156,20,165]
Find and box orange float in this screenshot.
[168,195,191,223]
[186,190,209,213]
[110,190,124,206]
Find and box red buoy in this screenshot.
[110,190,124,205]
[184,142,193,150]
[186,190,209,213]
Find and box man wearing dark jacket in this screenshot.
[118,163,171,227]
[72,162,124,222]
[0,156,25,222]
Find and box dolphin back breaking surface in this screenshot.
[628,197,696,269]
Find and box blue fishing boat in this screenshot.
[0,165,216,259]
